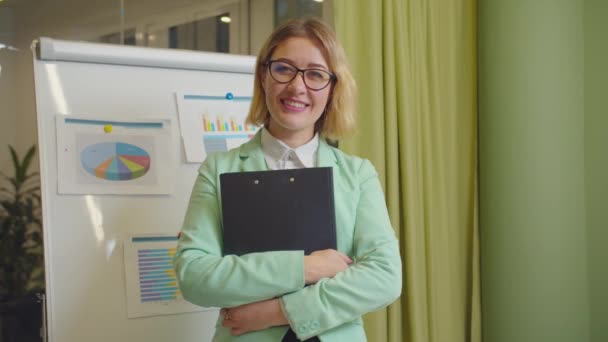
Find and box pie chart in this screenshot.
[81,142,151,181]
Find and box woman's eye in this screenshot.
[307,71,326,80]
[274,64,295,74]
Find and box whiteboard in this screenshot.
[32,37,256,342]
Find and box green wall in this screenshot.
[479,0,590,341]
[585,1,608,341]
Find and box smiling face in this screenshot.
[262,37,333,147]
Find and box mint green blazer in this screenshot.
[174,131,402,341]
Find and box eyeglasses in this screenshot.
[266,60,336,91]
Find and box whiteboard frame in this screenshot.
[32,37,257,342]
[37,37,255,73]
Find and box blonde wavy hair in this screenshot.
[245,18,357,140]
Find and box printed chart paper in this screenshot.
[176,92,259,163]
[123,234,209,318]
[56,116,172,195]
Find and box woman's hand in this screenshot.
[220,250,352,335]
[304,249,353,284]
[221,298,289,336]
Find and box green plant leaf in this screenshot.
[8,178,18,191]
[8,145,21,177]
[22,175,40,188]
[0,188,12,199]
[0,144,45,297]
[21,187,40,196]
[21,145,37,175]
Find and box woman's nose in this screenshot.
[287,71,307,92]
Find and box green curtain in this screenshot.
[334,1,480,341]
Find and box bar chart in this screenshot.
[202,113,257,154]
[124,234,208,318]
[137,246,179,302]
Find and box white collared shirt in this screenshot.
[260,127,319,170]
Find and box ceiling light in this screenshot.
[0,43,19,51]
[220,16,231,23]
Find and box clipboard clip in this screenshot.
[252,177,295,184]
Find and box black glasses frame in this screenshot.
[265,60,337,91]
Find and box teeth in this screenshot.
[284,100,306,108]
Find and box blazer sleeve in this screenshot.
[280,159,402,340]
[174,154,306,308]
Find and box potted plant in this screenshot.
[0,145,44,342]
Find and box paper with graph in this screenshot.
[123,234,210,318]
[55,116,172,195]
[176,92,259,163]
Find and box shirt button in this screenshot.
[298,325,308,334]
[310,321,320,330]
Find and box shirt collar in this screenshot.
[260,127,319,169]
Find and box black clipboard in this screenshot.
[220,167,337,256]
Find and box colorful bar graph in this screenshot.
[137,247,180,303]
[202,113,257,133]
[124,234,209,318]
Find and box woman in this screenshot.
[174,18,401,342]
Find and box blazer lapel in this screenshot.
[237,130,268,172]
[317,138,338,168]
[317,139,353,253]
